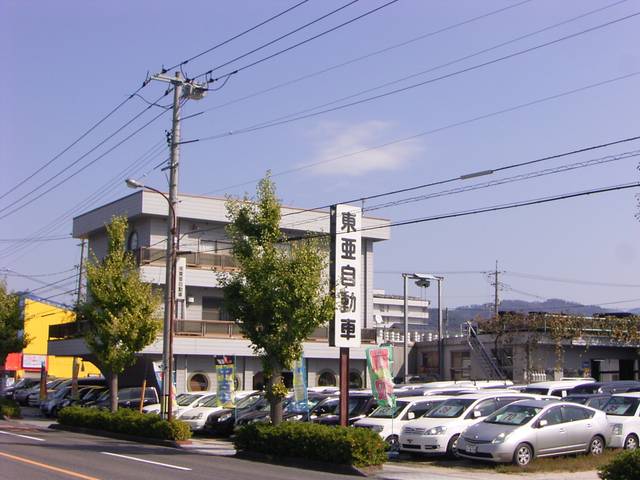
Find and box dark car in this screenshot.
[203,392,266,436]
[564,393,612,410]
[16,378,66,406]
[570,381,640,395]
[313,392,377,426]
[3,378,39,400]
[235,392,329,426]
[86,387,159,410]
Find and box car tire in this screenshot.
[513,443,533,467]
[446,434,460,458]
[385,435,399,452]
[588,435,604,456]
[623,434,638,450]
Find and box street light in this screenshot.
[402,273,444,383]
[126,178,177,420]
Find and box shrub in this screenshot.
[598,448,640,480]
[0,398,21,418]
[57,406,191,441]
[234,422,386,468]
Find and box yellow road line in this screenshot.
[0,450,100,480]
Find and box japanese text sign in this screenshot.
[366,346,396,408]
[215,356,236,408]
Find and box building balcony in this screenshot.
[135,247,239,271]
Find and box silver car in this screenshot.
[457,400,610,467]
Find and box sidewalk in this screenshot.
[378,463,600,480]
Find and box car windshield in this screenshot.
[201,395,221,408]
[426,399,475,418]
[484,404,542,425]
[565,396,589,405]
[571,385,599,394]
[236,394,262,409]
[369,401,408,419]
[521,387,549,396]
[312,398,339,416]
[603,397,640,416]
[177,394,202,406]
[348,397,372,416]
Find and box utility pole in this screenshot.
[75,239,86,307]
[149,71,206,420]
[488,260,502,319]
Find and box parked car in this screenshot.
[457,399,609,466]
[15,378,65,405]
[86,387,159,410]
[143,391,216,417]
[62,385,107,409]
[564,394,612,410]
[399,392,546,457]
[570,381,640,395]
[182,391,259,432]
[3,378,39,400]
[40,385,99,417]
[204,393,271,436]
[235,392,330,426]
[604,392,640,450]
[521,380,594,398]
[313,392,378,426]
[354,395,449,450]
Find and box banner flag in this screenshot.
[215,356,236,408]
[292,357,308,413]
[366,346,396,408]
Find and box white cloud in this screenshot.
[306,121,423,176]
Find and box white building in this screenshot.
[372,289,431,345]
[49,190,391,392]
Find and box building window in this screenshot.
[127,230,139,251]
[189,373,209,391]
[349,371,363,389]
[318,370,337,387]
[450,351,471,380]
[202,297,230,321]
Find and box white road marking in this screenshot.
[0,429,45,442]
[100,451,192,471]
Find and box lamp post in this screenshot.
[402,273,444,383]
[126,178,176,420]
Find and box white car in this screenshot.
[399,392,542,457]
[521,380,595,398]
[354,395,450,450]
[605,392,640,450]
[180,390,258,431]
[143,391,213,416]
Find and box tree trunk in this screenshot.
[267,372,283,426]
[109,371,118,412]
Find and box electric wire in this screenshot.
[505,271,640,288]
[0,267,76,278]
[0,235,72,242]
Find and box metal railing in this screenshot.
[465,322,507,380]
[137,247,239,270]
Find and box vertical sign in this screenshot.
[175,256,186,301]
[215,356,236,408]
[329,204,362,347]
[292,357,308,413]
[366,346,396,408]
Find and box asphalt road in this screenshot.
[0,423,356,480]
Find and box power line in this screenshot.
[203,0,629,138]
[193,0,401,84]
[200,0,535,115]
[163,0,313,72]
[0,235,71,242]
[193,10,640,144]
[202,71,640,196]
[505,271,640,288]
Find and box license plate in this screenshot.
[465,445,477,453]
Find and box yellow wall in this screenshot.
[20,297,101,379]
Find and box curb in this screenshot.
[50,424,192,448]
[235,450,382,477]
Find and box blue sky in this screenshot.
[2,0,639,310]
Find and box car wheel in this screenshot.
[624,434,638,450]
[588,436,604,456]
[385,435,399,452]
[446,434,460,458]
[513,443,533,467]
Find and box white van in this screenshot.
[521,380,594,398]
[399,392,542,457]
[353,395,450,450]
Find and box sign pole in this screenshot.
[339,347,349,427]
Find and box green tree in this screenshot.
[221,175,334,425]
[0,282,27,394]
[79,216,160,412]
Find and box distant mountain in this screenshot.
[432,298,637,333]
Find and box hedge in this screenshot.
[234,422,387,468]
[598,448,640,480]
[0,398,21,419]
[57,406,191,441]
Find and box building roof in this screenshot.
[73,190,391,241]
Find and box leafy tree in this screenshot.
[0,282,27,394]
[221,175,334,425]
[79,216,160,412]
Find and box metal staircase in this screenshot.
[464,322,507,380]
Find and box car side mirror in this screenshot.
[538,419,548,428]
[473,410,482,418]
[407,412,416,420]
